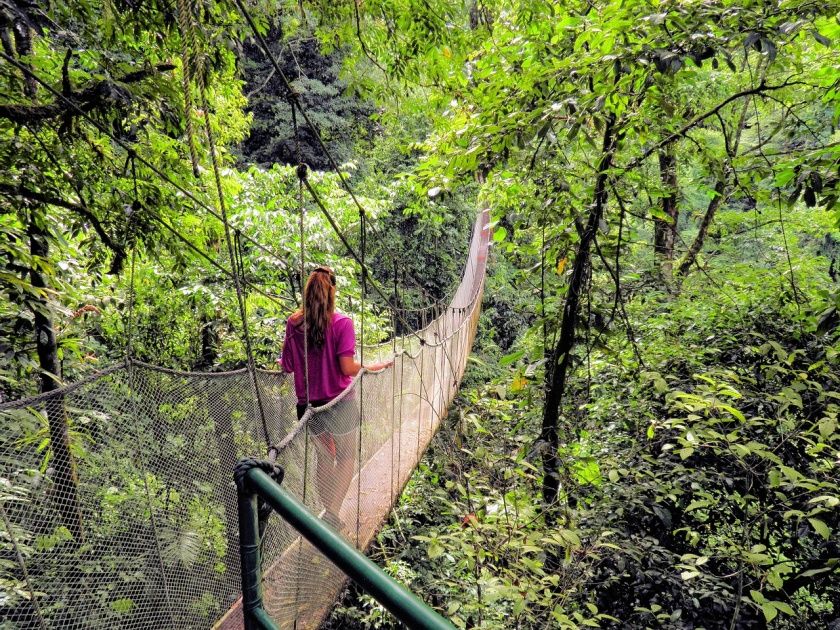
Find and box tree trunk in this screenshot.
[541,115,617,510]
[28,218,85,542]
[675,178,726,277]
[654,146,678,276]
[675,71,756,279]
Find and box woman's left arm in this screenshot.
[339,356,393,376]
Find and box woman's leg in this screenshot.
[304,404,339,516]
[311,398,359,520]
[313,430,357,518]
[314,434,337,514]
[328,430,358,516]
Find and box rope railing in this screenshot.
[0,208,490,630]
[0,16,491,628]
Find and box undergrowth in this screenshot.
[325,207,840,629]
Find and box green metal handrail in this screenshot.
[235,459,457,630]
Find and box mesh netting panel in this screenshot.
[0,363,296,629]
[1,210,489,630]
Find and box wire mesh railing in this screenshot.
[0,209,490,630]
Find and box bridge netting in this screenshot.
[0,209,490,630]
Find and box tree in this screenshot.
[238,22,375,169]
[654,145,678,275]
[311,0,840,511]
[0,0,256,537]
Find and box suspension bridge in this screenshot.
[0,207,490,629]
[0,0,493,625]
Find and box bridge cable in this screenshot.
[291,93,309,630]
[356,203,366,549]
[0,51,295,305]
[1,47,448,323]
[298,174,461,365]
[229,0,452,311]
[198,79,271,447]
[1,50,451,329]
[28,126,287,310]
[125,159,179,628]
[0,48,465,430]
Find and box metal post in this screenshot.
[246,467,457,630]
[236,467,280,630]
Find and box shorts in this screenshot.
[296,396,358,437]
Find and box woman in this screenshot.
[280,266,392,529]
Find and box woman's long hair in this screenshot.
[292,267,336,349]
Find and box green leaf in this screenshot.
[808,517,830,540]
[799,567,832,578]
[110,598,135,614]
[500,350,525,367]
[761,602,778,622]
[556,529,581,548]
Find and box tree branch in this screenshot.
[0,182,125,262]
[621,79,815,173]
[0,63,176,124]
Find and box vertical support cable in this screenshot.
[199,88,271,446]
[175,0,200,177]
[416,311,426,463]
[391,259,399,502]
[123,183,178,627]
[356,208,367,549]
[431,317,439,432]
[292,100,308,630]
[444,308,451,400]
[390,308,397,504]
[293,105,310,412]
[0,502,47,630]
[441,307,447,419]
[397,333,405,495]
[453,309,460,396]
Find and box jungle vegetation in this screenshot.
[1,0,840,628]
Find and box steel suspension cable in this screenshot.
[198,87,271,445]
[292,100,309,630]
[175,0,200,176]
[290,107,311,412]
[299,176,454,344]
[3,44,482,400]
[2,43,457,330]
[103,177,292,312]
[229,0,455,311]
[356,205,367,549]
[125,167,178,629]
[0,502,46,630]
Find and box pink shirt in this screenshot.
[280,312,356,404]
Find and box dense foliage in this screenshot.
[2,0,840,628]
